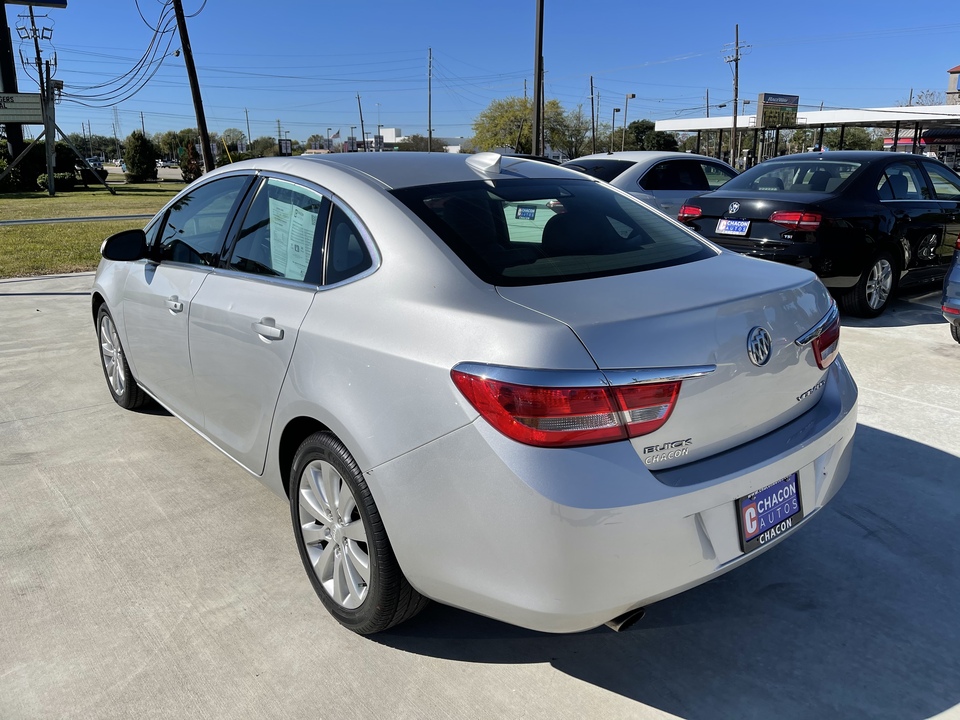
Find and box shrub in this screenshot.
[36,172,77,192]
[180,143,202,183]
[123,130,159,182]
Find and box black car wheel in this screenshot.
[951,323,960,345]
[839,252,897,318]
[290,432,427,634]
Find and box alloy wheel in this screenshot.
[297,459,370,609]
[865,258,893,311]
[99,314,126,397]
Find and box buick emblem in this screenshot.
[728,202,740,214]
[747,327,772,366]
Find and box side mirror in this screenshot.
[100,229,148,262]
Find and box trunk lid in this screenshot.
[497,251,836,470]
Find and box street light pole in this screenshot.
[531,0,544,155]
[609,108,620,155]
[326,127,332,151]
[621,93,635,151]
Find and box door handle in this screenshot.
[252,318,284,341]
[165,296,184,313]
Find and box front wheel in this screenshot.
[839,252,897,318]
[97,306,149,409]
[289,432,427,634]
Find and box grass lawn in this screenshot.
[0,181,186,221]
[0,182,185,278]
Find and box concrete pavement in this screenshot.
[1,273,959,720]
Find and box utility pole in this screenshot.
[427,48,432,153]
[140,111,145,134]
[531,0,544,156]
[706,88,710,118]
[172,0,214,174]
[244,108,252,147]
[590,76,596,154]
[724,25,748,168]
[357,93,366,151]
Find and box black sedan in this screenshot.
[678,151,960,316]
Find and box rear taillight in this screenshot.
[811,313,840,369]
[677,204,702,223]
[943,305,960,316]
[769,210,822,231]
[796,304,840,370]
[955,233,959,250]
[451,370,681,448]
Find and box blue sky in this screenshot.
[4,0,960,143]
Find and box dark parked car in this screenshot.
[943,237,960,343]
[678,151,960,317]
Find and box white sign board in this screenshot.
[0,93,43,124]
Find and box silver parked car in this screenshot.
[92,152,857,635]
[563,151,737,216]
[943,233,960,343]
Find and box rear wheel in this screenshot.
[839,252,897,318]
[290,432,427,634]
[97,306,149,409]
[951,323,960,344]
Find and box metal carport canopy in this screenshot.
[655,105,960,132]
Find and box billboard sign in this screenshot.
[0,93,43,124]
[756,93,799,128]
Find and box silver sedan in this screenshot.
[92,152,857,634]
[563,151,738,216]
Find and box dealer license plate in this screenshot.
[736,473,802,554]
[516,205,537,220]
[716,218,750,236]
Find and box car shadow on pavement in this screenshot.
[841,284,944,329]
[376,424,960,720]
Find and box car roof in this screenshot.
[568,151,720,163]
[762,150,926,162]
[209,152,583,191]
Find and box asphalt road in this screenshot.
[1,273,959,720]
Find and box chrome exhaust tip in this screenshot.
[604,607,646,632]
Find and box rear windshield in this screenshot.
[391,179,715,286]
[561,159,635,183]
[725,159,862,194]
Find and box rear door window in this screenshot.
[922,164,960,201]
[639,160,709,192]
[226,177,329,283]
[878,162,931,200]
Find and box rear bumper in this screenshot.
[367,358,858,633]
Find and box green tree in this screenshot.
[551,104,591,159]
[820,127,879,151]
[249,136,278,157]
[221,128,246,149]
[396,133,447,152]
[123,130,159,182]
[470,96,565,154]
[180,142,202,183]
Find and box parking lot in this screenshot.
[1,272,958,720]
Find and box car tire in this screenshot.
[951,323,960,344]
[839,251,898,318]
[97,305,149,410]
[290,432,427,634]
